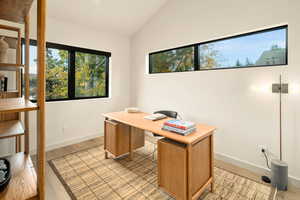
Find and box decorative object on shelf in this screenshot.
[0,73,8,92]
[0,158,11,192]
[0,36,9,63]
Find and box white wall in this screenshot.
[0,0,299,187]
[31,17,131,151]
[286,0,300,184]
[0,4,131,155]
[130,0,300,184]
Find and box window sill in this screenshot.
[30,96,111,104]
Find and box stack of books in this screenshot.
[162,119,196,136]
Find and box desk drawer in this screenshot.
[105,120,144,157]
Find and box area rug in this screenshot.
[49,142,274,200]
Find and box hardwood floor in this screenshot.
[32,137,103,200]
[32,136,299,200]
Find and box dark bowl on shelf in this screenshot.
[0,158,11,193]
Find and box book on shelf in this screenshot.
[162,125,196,136]
[164,119,195,130]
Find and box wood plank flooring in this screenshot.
[32,136,299,200]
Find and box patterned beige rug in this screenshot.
[49,142,274,200]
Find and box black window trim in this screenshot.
[22,39,111,102]
[149,25,288,74]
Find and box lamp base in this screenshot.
[271,159,288,191]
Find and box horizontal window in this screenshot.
[22,40,111,101]
[149,46,194,73]
[149,25,287,73]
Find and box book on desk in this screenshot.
[162,119,196,136]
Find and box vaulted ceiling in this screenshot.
[48,0,169,36]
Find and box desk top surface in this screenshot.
[103,111,216,145]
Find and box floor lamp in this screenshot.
[271,74,288,191]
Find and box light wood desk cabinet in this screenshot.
[158,137,212,200]
[103,111,216,200]
[104,119,144,157]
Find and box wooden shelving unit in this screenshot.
[0,153,37,200]
[0,63,24,71]
[0,120,24,139]
[0,98,38,113]
[0,0,46,200]
[0,0,34,24]
[0,90,19,98]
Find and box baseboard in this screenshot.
[30,133,102,155]
[215,152,300,188]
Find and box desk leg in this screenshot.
[210,135,214,193]
[187,143,192,200]
[128,126,133,161]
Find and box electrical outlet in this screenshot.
[259,145,267,154]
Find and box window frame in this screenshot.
[22,39,111,102]
[149,25,288,74]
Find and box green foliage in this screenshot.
[29,78,36,100]
[199,44,220,69]
[75,52,106,97]
[29,49,107,100]
[46,48,68,100]
[150,47,194,73]
[245,57,253,66]
[235,59,242,67]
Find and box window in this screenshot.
[75,52,108,98]
[22,40,110,101]
[46,48,69,100]
[149,46,194,73]
[149,25,287,73]
[22,44,38,99]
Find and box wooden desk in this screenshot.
[103,111,216,200]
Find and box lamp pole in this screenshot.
[279,74,282,161]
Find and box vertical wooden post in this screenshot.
[15,135,21,152]
[17,29,22,65]
[210,135,214,193]
[128,126,133,161]
[187,144,192,200]
[16,26,22,152]
[37,0,46,199]
[16,29,22,97]
[24,14,30,154]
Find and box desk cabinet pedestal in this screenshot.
[158,136,213,200]
[104,119,144,158]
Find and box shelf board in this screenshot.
[0,91,19,98]
[0,90,18,93]
[0,63,24,71]
[0,153,37,200]
[0,120,24,139]
[0,98,38,113]
[0,0,34,24]
[0,35,18,49]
